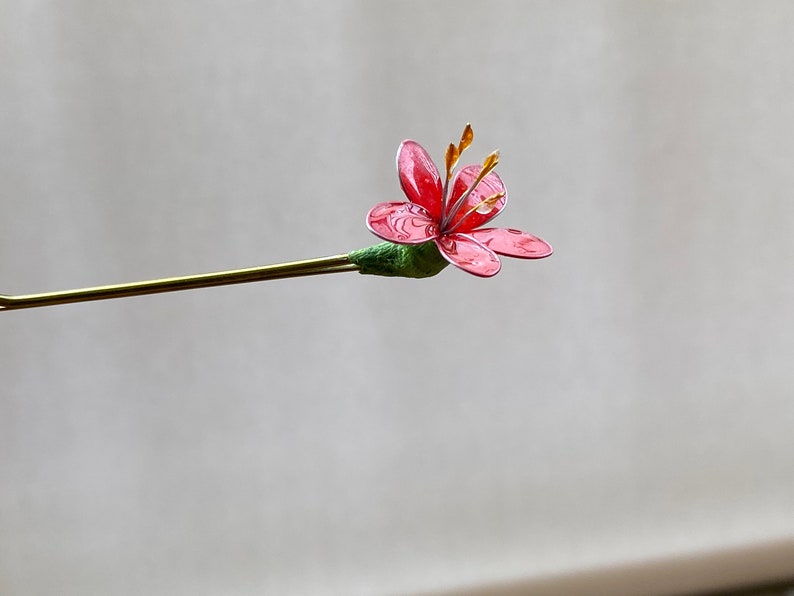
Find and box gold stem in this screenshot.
[0,254,358,311]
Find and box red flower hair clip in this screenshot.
[2,124,552,312]
[365,124,552,277]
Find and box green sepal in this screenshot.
[348,241,449,279]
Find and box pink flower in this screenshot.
[366,125,552,277]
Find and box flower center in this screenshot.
[444,190,505,234]
[441,149,501,231]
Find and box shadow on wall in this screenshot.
[429,538,794,596]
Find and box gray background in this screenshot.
[2,2,793,595]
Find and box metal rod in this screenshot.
[0,254,358,311]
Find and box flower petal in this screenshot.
[366,201,439,244]
[397,140,443,221]
[469,228,553,259]
[445,165,507,232]
[435,233,501,277]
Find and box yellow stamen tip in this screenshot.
[480,149,500,176]
[445,142,459,179]
[458,123,474,154]
[483,149,500,165]
[475,191,505,214]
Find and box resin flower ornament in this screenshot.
[364,124,552,277]
[1,124,552,312]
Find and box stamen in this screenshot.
[441,142,459,217]
[475,191,506,214]
[444,143,459,181]
[441,125,476,219]
[441,149,501,229]
[445,192,505,234]
[458,123,474,155]
[481,149,500,175]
